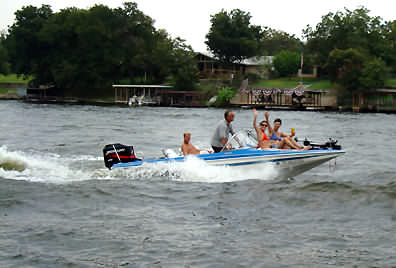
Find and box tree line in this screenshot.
[1,3,198,90]
[206,7,396,93]
[1,4,396,94]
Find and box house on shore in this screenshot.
[195,52,273,79]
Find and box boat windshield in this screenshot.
[224,129,258,150]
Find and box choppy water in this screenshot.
[1,100,396,267]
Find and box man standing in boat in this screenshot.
[211,110,237,153]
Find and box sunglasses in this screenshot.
[260,124,267,127]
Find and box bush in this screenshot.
[273,50,300,77]
[247,72,261,83]
[214,86,235,107]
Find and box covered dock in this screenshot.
[112,84,172,105]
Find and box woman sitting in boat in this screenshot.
[265,112,309,150]
[252,109,271,149]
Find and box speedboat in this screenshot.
[103,130,345,179]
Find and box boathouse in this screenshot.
[195,52,273,79]
[352,88,396,112]
[112,85,202,107]
[112,85,172,105]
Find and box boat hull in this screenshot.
[111,148,345,179]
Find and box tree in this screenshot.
[4,2,199,91]
[205,9,263,63]
[5,5,53,83]
[261,28,302,55]
[273,50,300,77]
[327,48,365,91]
[303,7,390,74]
[327,48,387,92]
[384,20,396,74]
[0,34,10,75]
[360,57,387,90]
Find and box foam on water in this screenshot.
[0,146,97,183]
[0,146,278,184]
[103,155,279,183]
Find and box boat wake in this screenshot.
[0,146,278,184]
[102,156,279,183]
[0,146,99,183]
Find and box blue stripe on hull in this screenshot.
[111,148,344,169]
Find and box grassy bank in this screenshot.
[0,74,31,84]
[385,78,396,87]
[251,77,334,90]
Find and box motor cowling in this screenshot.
[303,138,342,150]
[103,144,139,169]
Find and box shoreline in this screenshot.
[1,96,396,113]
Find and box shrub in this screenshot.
[214,86,235,107]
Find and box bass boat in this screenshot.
[103,130,345,179]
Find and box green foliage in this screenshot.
[247,72,261,83]
[384,20,396,74]
[4,2,198,91]
[360,57,388,89]
[4,5,53,83]
[205,9,263,63]
[303,7,394,73]
[0,74,30,83]
[261,28,302,55]
[0,35,10,75]
[273,50,300,77]
[166,38,199,90]
[327,48,387,91]
[214,86,235,107]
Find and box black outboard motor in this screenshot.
[103,144,140,169]
[303,138,342,150]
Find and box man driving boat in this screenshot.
[210,110,236,153]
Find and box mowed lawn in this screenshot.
[251,77,334,90]
[385,78,396,87]
[0,74,30,83]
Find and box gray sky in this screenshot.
[2,0,395,52]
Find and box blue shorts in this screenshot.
[271,143,278,149]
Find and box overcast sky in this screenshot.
[2,0,396,52]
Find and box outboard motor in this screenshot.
[303,138,342,150]
[103,144,140,169]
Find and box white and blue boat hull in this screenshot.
[111,148,345,179]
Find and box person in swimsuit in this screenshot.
[181,132,200,155]
[264,112,308,150]
[252,109,271,149]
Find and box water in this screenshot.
[1,100,396,267]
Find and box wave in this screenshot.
[0,146,278,184]
[100,156,279,183]
[0,146,99,183]
[297,181,396,201]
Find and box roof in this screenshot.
[241,56,274,66]
[158,90,201,95]
[196,52,273,66]
[112,85,172,88]
[376,88,396,93]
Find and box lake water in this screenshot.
[1,100,396,267]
